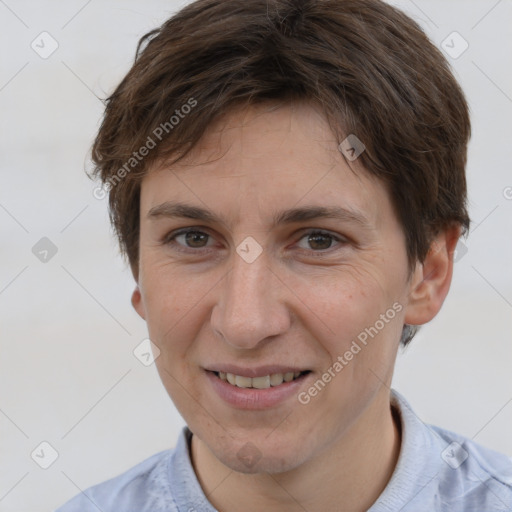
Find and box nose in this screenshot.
[210,250,291,350]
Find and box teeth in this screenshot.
[235,375,252,388]
[270,373,284,386]
[252,375,271,389]
[283,372,294,382]
[218,371,305,389]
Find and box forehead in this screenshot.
[140,101,392,230]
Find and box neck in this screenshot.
[190,389,401,512]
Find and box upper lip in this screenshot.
[205,364,310,378]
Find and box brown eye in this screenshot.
[296,230,345,252]
[166,229,214,250]
[307,233,334,250]
[183,231,209,247]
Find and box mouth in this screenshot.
[204,367,313,409]
[210,370,311,389]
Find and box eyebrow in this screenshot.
[147,201,372,229]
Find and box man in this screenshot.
[56,0,512,510]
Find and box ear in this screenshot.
[404,225,462,325]
[131,285,146,320]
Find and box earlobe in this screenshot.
[404,225,461,326]
[131,286,146,320]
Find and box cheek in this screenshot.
[294,262,400,340]
[292,263,405,389]
[139,261,208,354]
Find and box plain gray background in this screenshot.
[0,0,511,510]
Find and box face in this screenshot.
[133,101,418,474]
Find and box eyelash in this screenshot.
[162,227,347,256]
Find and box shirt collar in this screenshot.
[368,389,444,511]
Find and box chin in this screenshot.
[225,451,303,475]
[212,435,309,475]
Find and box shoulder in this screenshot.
[54,448,177,512]
[430,423,512,510]
[374,390,512,512]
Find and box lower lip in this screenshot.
[205,370,311,410]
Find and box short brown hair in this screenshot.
[90,0,471,345]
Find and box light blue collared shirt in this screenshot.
[55,390,512,511]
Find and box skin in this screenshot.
[131,101,460,511]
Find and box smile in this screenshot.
[205,369,312,409]
[213,370,310,389]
